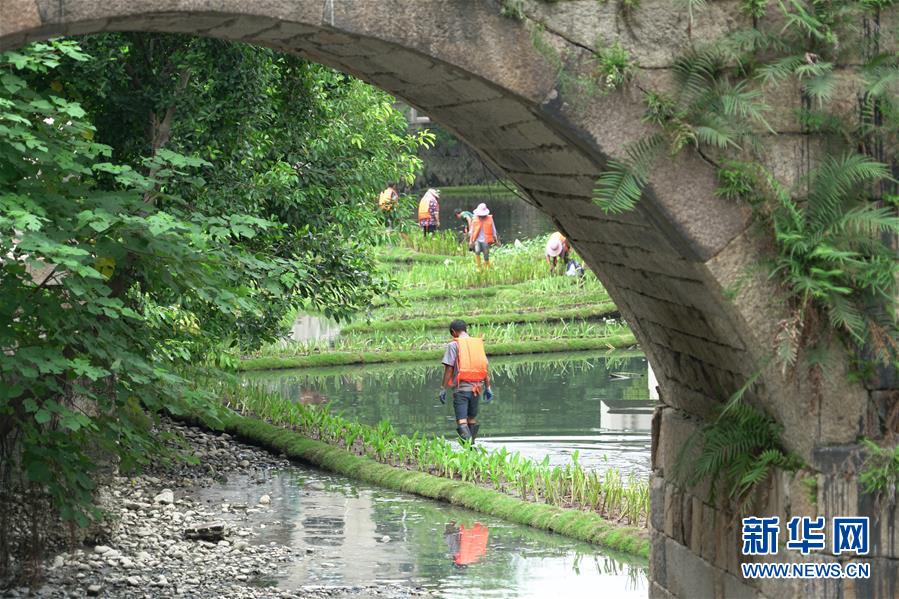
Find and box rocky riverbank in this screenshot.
[3,419,428,599]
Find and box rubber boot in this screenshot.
[469,423,480,444]
[456,424,472,444]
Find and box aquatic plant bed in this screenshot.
[240,332,636,371]
[200,383,650,558]
[340,303,619,334]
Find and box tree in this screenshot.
[0,36,430,578]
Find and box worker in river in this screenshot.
[378,182,399,227]
[454,208,473,240]
[545,231,570,273]
[438,319,493,444]
[417,187,440,236]
[468,203,499,269]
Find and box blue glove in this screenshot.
[438,389,447,404]
[484,388,494,403]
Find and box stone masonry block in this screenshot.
[649,581,677,599]
[0,0,41,37]
[664,537,718,599]
[651,474,667,532]
[252,20,318,44]
[208,15,279,41]
[436,97,535,129]
[690,495,704,555]
[650,529,668,588]
[507,172,595,196]
[664,484,684,544]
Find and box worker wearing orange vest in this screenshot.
[468,203,499,269]
[417,188,440,235]
[438,319,493,444]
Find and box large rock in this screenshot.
[184,521,226,542]
[153,489,174,505]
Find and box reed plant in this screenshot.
[217,381,650,526]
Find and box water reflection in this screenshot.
[197,468,647,597]
[289,314,341,343]
[245,352,655,478]
[435,194,552,241]
[445,522,489,568]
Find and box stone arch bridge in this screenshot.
[2,1,896,596]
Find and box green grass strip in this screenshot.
[377,247,461,264]
[239,333,637,371]
[371,286,500,306]
[194,409,648,558]
[242,348,646,379]
[342,303,618,334]
[437,184,517,197]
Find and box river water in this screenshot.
[244,352,654,479]
[198,467,647,597]
[429,193,553,241]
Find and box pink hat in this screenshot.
[473,203,490,216]
[546,237,563,257]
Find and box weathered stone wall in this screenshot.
[1,1,895,596]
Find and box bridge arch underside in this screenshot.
[2,2,892,597]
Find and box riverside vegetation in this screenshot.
[242,229,634,370]
[216,381,650,541]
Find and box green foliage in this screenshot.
[859,438,899,500]
[802,475,819,505]
[592,0,899,367]
[0,36,431,565]
[741,0,770,17]
[759,155,899,362]
[0,40,236,533]
[716,161,760,202]
[595,42,635,90]
[500,0,527,19]
[678,391,803,510]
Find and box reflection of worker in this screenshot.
[439,320,493,444]
[444,521,489,568]
[417,188,440,235]
[545,231,570,273]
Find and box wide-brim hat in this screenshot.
[473,203,490,216]
[546,238,563,257]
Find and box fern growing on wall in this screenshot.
[678,387,803,510]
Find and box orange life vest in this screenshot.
[469,215,495,244]
[418,195,433,222]
[454,523,489,566]
[454,336,488,384]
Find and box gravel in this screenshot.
[2,418,428,599]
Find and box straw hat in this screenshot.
[546,237,563,257]
[473,203,490,216]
